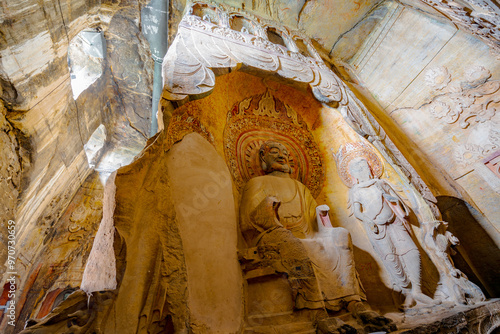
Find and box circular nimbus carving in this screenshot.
[224,89,324,197]
[335,141,384,188]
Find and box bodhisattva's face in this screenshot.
[261,142,292,174]
[348,158,373,183]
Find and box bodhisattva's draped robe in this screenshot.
[240,174,366,311]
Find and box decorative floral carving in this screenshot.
[453,122,500,167]
[422,66,499,128]
[454,144,483,168]
[464,65,491,87]
[166,112,215,149]
[64,191,103,244]
[425,66,451,90]
[428,101,453,120]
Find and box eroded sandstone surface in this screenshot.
[0,0,499,333]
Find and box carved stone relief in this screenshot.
[223,89,324,197]
[336,141,439,310]
[422,66,498,128]
[336,140,485,308]
[419,65,500,168]
[418,0,500,57]
[424,66,452,91]
[421,220,485,305]
[162,1,441,223]
[67,197,102,242]
[453,122,500,168]
[339,90,442,220]
[166,111,215,149]
[162,1,349,105]
[238,139,396,333]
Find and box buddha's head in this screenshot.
[348,157,373,184]
[259,141,292,174]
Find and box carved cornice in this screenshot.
[162,1,351,105]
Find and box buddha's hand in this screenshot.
[250,196,283,230]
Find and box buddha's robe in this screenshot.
[240,174,366,311]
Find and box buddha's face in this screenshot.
[348,158,373,183]
[260,142,292,174]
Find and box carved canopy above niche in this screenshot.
[161,0,350,105]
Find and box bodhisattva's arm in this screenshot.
[352,202,379,234]
[382,180,410,217]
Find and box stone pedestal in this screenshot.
[398,299,500,333]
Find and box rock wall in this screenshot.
[0,101,23,280]
[103,132,190,333]
[1,172,104,333]
[0,0,154,329]
[0,6,104,320]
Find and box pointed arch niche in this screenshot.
[159,1,440,228]
[156,1,449,311]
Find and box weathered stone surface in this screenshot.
[169,0,383,56]
[1,0,500,333]
[100,132,190,333]
[80,172,117,293]
[2,172,103,333]
[0,0,154,331]
[166,132,242,333]
[329,0,500,299]
[0,101,23,278]
[105,6,153,143]
[0,0,100,110]
[398,299,500,333]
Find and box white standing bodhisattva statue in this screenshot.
[347,157,439,309]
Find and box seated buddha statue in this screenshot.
[239,140,396,333]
